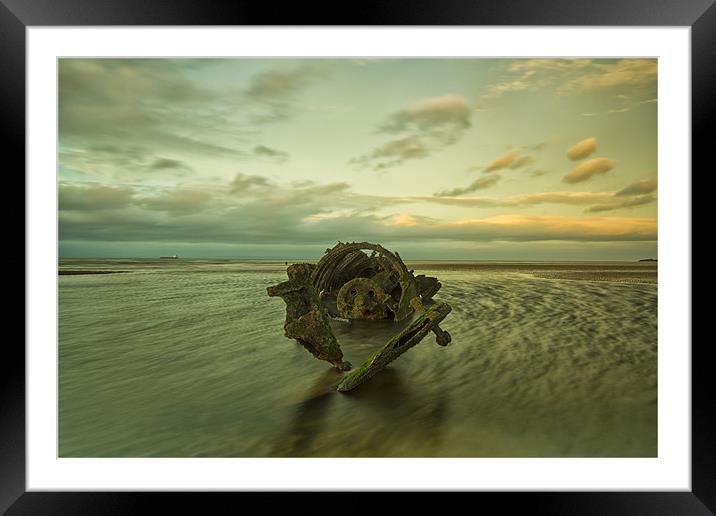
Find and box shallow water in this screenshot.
[59,259,657,457]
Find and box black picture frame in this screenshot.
[6,0,707,512]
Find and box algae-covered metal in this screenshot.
[267,263,352,371]
[336,301,452,392]
[267,241,452,391]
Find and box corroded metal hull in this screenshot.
[267,241,452,391]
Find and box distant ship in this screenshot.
[160,255,178,259]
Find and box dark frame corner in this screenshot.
[7,0,708,513]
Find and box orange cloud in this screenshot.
[448,214,656,241]
[563,158,617,183]
[573,59,657,91]
[567,137,597,161]
[392,213,420,226]
[509,155,536,169]
[414,190,640,208]
[485,149,521,172]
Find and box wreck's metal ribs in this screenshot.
[336,301,452,392]
[267,242,452,391]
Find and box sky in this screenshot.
[58,58,657,260]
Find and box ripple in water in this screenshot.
[59,260,657,457]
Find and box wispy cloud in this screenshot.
[417,186,656,214]
[509,155,536,169]
[564,59,657,93]
[252,145,290,163]
[351,94,472,170]
[379,94,471,139]
[244,64,325,124]
[479,58,657,104]
[350,135,430,170]
[435,175,501,196]
[585,194,656,213]
[229,173,272,194]
[485,149,520,172]
[417,190,620,208]
[481,148,536,173]
[616,179,657,196]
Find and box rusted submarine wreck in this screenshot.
[267,241,452,392]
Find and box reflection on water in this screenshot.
[58,259,657,457]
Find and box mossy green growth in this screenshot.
[336,301,452,392]
[267,263,348,370]
[394,276,419,322]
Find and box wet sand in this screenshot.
[58,259,657,457]
[59,270,130,276]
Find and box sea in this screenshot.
[58,258,657,457]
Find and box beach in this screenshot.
[59,259,657,457]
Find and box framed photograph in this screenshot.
[9,0,707,512]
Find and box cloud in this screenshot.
[150,158,187,170]
[58,60,328,185]
[245,65,318,103]
[616,179,657,196]
[351,95,471,170]
[563,158,617,183]
[350,135,430,170]
[419,187,656,214]
[479,59,657,103]
[244,65,324,124]
[480,79,530,100]
[379,94,471,137]
[507,59,594,74]
[59,183,135,211]
[479,149,535,173]
[485,149,521,172]
[585,195,657,213]
[479,59,593,102]
[391,213,422,227]
[567,59,657,92]
[141,188,213,214]
[435,175,501,197]
[415,191,617,208]
[442,214,656,242]
[509,155,536,169]
[59,172,657,253]
[580,98,658,117]
[61,207,657,247]
[415,186,657,214]
[253,145,290,163]
[567,137,597,161]
[299,213,657,244]
[301,182,352,196]
[58,60,239,152]
[58,59,263,190]
[60,145,194,182]
[229,173,271,194]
